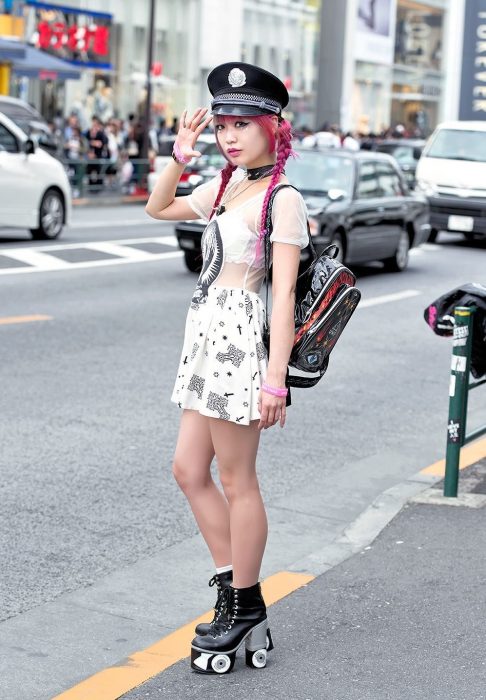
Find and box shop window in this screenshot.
[376,161,404,196]
[357,162,380,198]
[0,124,18,154]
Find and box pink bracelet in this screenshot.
[261,383,288,398]
[172,141,191,165]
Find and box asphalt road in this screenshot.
[1,207,485,698]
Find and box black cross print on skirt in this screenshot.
[224,392,234,398]
[237,324,242,335]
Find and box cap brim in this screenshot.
[211,104,278,117]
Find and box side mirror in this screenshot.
[23,138,36,155]
[328,188,347,202]
[413,146,422,161]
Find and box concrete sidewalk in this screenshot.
[124,460,486,700]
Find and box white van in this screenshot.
[0,111,71,239]
[415,121,486,242]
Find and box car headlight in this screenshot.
[416,180,437,197]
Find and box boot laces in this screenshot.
[209,587,239,637]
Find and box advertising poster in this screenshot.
[355,0,397,64]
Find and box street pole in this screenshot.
[142,0,156,161]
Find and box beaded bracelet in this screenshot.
[261,383,288,398]
[172,141,191,165]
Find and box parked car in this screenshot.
[0,112,71,239]
[415,121,486,242]
[0,96,58,157]
[175,149,430,274]
[373,139,425,188]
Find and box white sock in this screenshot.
[215,564,232,574]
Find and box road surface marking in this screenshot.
[52,571,314,700]
[2,249,70,269]
[0,314,52,325]
[420,436,486,476]
[359,290,421,308]
[0,250,183,275]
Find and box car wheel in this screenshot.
[30,189,64,240]
[184,250,202,273]
[329,231,345,263]
[383,230,410,272]
[427,227,438,243]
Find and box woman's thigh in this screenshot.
[173,409,215,489]
[209,418,261,490]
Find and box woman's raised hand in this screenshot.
[176,108,213,159]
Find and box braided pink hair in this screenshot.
[209,161,237,220]
[257,118,294,258]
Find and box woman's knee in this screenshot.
[172,455,211,493]
[218,464,259,503]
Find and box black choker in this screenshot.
[246,164,276,180]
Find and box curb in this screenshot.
[288,436,486,579]
[72,195,147,208]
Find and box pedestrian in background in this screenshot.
[84,115,108,194]
[146,61,308,676]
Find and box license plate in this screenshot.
[448,215,474,232]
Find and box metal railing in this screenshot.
[61,158,150,198]
[444,306,486,497]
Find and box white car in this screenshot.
[0,111,71,239]
[415,121,486,241]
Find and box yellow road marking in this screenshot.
[53,571,314,700]
[420,436,486,476]
[0,314,52,325]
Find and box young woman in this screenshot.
[146,62,308,674]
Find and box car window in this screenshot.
[0,123,19,153]
[357,162,380,198]
[376,161,404,196]
[285,152,354,197]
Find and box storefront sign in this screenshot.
[460,0,486,120]
[355,0,397,64]
[24,0,112,69]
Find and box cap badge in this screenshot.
[228,68,246,88]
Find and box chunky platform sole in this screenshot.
[191,620,274,674]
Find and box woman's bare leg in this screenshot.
[172,409,231,567]
[209,418,267,588]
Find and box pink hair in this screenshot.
[209,115,295,240]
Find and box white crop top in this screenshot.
[187,168,308,307]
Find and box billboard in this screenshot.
[24,0,113,69]
[355,0,397,64]
[394,4,444,71]
[459,0,486,120]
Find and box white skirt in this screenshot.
[171,285,268,425]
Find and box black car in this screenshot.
[175,149,430,274]
[372,139,425,188]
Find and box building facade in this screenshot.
[317,0,463,135]
[1,0,320,127]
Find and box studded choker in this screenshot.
[246,164,276,180]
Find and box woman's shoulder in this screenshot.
[273,180,306,207]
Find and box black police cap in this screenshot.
[208,62,289,117]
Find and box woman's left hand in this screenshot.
[258,391,287,430]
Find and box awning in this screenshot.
[11,45,81,80]
[0,38,26,61]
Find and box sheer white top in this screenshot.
[187,168,308,295]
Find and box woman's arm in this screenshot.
[145,108,212,221]
[258,242,301,430]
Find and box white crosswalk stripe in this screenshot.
[0,236,182,276]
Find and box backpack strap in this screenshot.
[262,184,316,338]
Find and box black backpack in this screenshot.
[263,184,361,388]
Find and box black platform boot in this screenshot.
[194,570,233,636]
[191,582,275,674]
